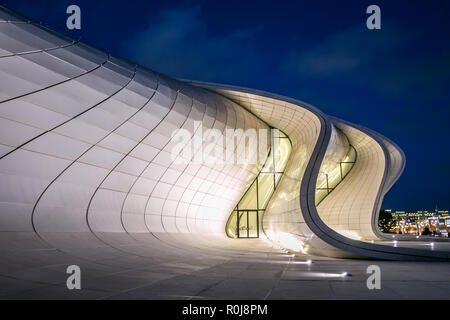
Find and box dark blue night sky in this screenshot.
[4,0,450,211]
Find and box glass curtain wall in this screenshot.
[315,145,357,205]
[226,129,292,238]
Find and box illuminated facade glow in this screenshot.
[226,129,291,239]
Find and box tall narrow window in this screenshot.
[226,129,292,238]
[315,145,357,205]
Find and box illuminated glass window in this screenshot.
[315,145,357,205]
[226,129,292,238]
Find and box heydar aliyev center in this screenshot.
[0,5,449,299]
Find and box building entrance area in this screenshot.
[226,129,292,239]
[237,210,259,238]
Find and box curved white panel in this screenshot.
[0,6,448,266]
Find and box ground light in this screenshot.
[291,260,313,265]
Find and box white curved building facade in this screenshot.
[0,3,449,282]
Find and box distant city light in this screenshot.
[381,208,449,238]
